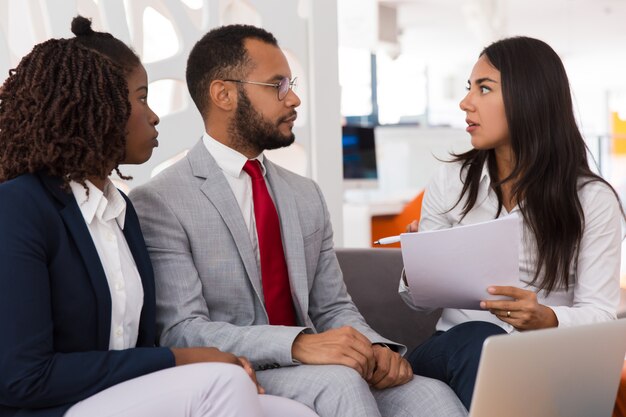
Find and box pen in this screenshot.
[373,235,401,245]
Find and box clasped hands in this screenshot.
[480,286,558,330]
[291,326,413,389]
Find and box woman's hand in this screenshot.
[405,220,419,233]
[480,286,558,330]
[171,347,265,394]
[238,356,265,394]
[401,221,420,286]
[171,346,240,366]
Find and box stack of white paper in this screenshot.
[401,215,520,310]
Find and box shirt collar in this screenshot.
[479,160,490,187]
[202,132,267,178]
[476,159,521,213]
[69,178,127,229]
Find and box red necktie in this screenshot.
[243,160,297,326]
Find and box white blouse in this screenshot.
[70,179,144,349]
[399,161,622,333]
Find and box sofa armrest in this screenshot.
[336,248,441,353]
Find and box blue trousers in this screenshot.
[407,321,506,410]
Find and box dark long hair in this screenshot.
[0,16,141,189]
[451,36,620,293]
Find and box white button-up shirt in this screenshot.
[399,161,622,333]
[70,179,144,349]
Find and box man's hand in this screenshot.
[367,345,413,389]
[171,347,265,393]
[292,326,376,379]
[480,286,558,330]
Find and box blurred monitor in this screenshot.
[342,125,378,189]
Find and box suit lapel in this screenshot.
[39,174,112,349]
[264,161,309,323]
[121,194,155,345]
[121,196,152,291]
[188,142,265,303]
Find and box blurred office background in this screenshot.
[1,0,625,286]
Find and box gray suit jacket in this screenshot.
[130,141,403,370]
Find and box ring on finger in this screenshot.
[506,310,511,318]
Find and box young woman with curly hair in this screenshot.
[0,16,317,417]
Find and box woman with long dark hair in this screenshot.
[0,16,317,417]
[400,36,623,409]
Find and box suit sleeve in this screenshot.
[305,183,407,355]
[129,184,308,369]
[0,184,174,409]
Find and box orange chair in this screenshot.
[371,190,425,248]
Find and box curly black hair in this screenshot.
[0,16,141,189]
[72,15,140,75]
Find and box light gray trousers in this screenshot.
[257,364,468,417]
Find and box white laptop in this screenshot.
[469,319,626,417]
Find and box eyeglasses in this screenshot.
[223,76,297,101]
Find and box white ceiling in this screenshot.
[379,0,626,64]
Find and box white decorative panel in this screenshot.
[0,0,344,243]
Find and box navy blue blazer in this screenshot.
[0,174,174,417]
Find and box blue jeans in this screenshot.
[407,321,506,410]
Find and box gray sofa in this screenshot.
[336,248,440,353]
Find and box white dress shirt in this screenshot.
[70,179,144,349]
[202,132,268,287]
[399,161,622,333]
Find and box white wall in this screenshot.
[375,126,471,196]
[0,0,345,244]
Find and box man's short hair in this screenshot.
[186,24,278,116]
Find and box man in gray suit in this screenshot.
[130,25,466,417]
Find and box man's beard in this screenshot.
[228,89,296,154]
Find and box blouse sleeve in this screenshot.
[398,164,454,311]
[550,182,623,327]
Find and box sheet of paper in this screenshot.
[401,215,520,310]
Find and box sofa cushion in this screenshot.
[336,248,441,353]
